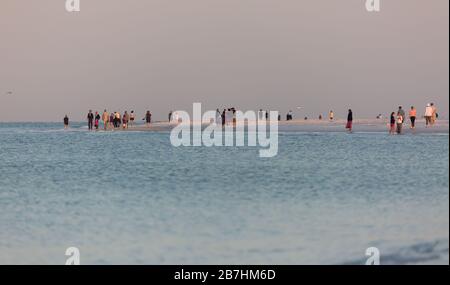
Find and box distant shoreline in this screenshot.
[90,119,450,134]
[1,119,448,134]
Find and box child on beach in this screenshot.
[94,112,100,130]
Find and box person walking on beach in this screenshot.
[409,106,416,129]
[87,110,94,130]
[102,109,109,130]
[63,115,69,129]
[329,110,334,121]
[396,111,403,134]
[425,103,433,127]
[430,103,437,125]
[144,111,152,127]
[389,112,396,134]
[346,109,353,133]
[94,112,101,130]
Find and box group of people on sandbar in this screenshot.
[62,103,440,133]
[63,110,153,130]
[388,103,438,135]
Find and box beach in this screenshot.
[112,118,449,134]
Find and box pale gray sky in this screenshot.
[0,0,448,121]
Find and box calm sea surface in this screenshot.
[0,123,448,264]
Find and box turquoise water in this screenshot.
[0,123,448,264]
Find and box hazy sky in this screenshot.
[0,0,448,121]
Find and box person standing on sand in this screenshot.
[221,109,226,126]
[129,111,135,127]
[115,111,121,128]
[225,109,232,125]
[389,112,396,134]
[409,106,416,129]
[397,106,405,124]
[94,112,100,130]
[258,109,264,120]
[215,109,221,125]
[396,111,403,134]
[346,109,353,133]
[124,111,130,128]
[425,103,433,127]
[287,110,293,121]
[102,109,109,130]
[63,115,69,129]
[169,111,173,122]
[109,112,114,129]
[329,110,334,121]
[144,111,152,127]
[122,112,128,129]
[430,103,437,125]
[87,110,94,130]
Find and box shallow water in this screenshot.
[0,123,448,264]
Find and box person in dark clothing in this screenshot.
[222,109,226,126]
[144,111,152,127]
[168,111,173,122]
[87,110,94,130]
[346,109,353,133]
[389,112,396,134]
[63,115,69,129]
[94,112,101,130]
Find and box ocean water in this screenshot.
[0,122,448,265]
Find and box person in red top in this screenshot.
[409,106,417,129]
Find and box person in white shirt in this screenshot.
[425,103,433,127]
